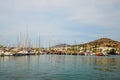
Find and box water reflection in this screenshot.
[0,55,120,80]
[92,56,120,72]
[94,67,113,72]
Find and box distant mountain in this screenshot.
[0,45,4,48]
[52,43,71,48]
[73,38,120,48]
[51,38,120,49]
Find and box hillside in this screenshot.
[52,43,71,48]
[74,38,120,48]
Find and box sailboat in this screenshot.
[13,30,30,56]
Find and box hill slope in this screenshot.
[75,38,120,48]
[52,43,71,48]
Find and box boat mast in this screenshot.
[48,39,51,51]
[16,32,21,52]
[24,26,28,50]
[38,36,41,52]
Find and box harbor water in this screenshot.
[0,55,120,80]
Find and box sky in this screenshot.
[0,0,120,47]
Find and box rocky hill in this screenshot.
[74,38,120,48]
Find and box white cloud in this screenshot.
[64,0,120,27]
[1,0,120,28]
[0,0,120,45]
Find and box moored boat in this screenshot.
[1,52,13,56]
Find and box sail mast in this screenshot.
[24,26,28,50]
[38,36,41,51]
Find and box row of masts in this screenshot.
[16,31,41,50]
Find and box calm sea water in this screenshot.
[0,55,120,80]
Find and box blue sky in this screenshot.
[0,0,120,47]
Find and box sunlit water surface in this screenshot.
[0,55,120,80]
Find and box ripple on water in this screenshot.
[0,55,120,80]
